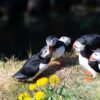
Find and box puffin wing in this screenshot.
[82,34,100,49]
[28,63,49,81]
[88,61,100,72]
[13,53,40,79]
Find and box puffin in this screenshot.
[59,36,71,47]
[78,49,97,79]
[73,34,100,81]
[12,46,52,81]
[46,35,71,67]
[73,34,100,52]
[88,49,100,78]
[59,36,71,52]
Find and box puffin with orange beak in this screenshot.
[46,35,71,67]
[73,34,100,53]
[13,46,52,82]
[88,49,100,78]
[73,34,100,81]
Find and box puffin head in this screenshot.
[46,35,58,46]
[40,46,52,58]
[46,35,58,52]
[59,36,71,46]
[73,41,86,52]
[89,50,100,62]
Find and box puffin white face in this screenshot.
[90,52,100,62]
[40,46,52,58]
[46,37,58,47]
[73,41,85,51]
[59,36,71,46]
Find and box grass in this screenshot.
[0,54,100,100]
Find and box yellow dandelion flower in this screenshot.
[49,75,59,86]
[18,92,29,100]
[24,96,32,100]
[34,91,45,100]
[36,77,48,87]
[23,91,29,96]
[29,83,37,91]
[18,93,24,100]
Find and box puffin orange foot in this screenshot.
[49,60,61,66]
[83,77,93,82]
[84,71,92,76]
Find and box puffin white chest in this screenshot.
[39,63,48,70]
[79,53,89,67]
[52,46,65,58]
[98,64,100,70]
[79,52,97,78]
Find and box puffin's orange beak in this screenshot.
[49,46,52,53]
[73,43,77,49]
[49,46,56,53]
[89,55,96,61]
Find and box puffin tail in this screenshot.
[12,72,27,79]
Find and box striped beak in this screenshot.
[73,42,77,49]
[48,45,52,53]
[49,45,56,52]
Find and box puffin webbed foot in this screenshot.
[83,77,93,82]
[84,71,92,76]
[49,56,64,68]
[49,58,61,66]
[58,57,64,68]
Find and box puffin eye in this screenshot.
[52,39,56,43]
[45,50,47,53]
[95,53,97,56]
[63,37,65,39]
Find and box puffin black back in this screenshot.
[13,53,40,79]
[81,34,100,49]
[53,41,65,49]
[88,61,100,72]
[12,45,52,80]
